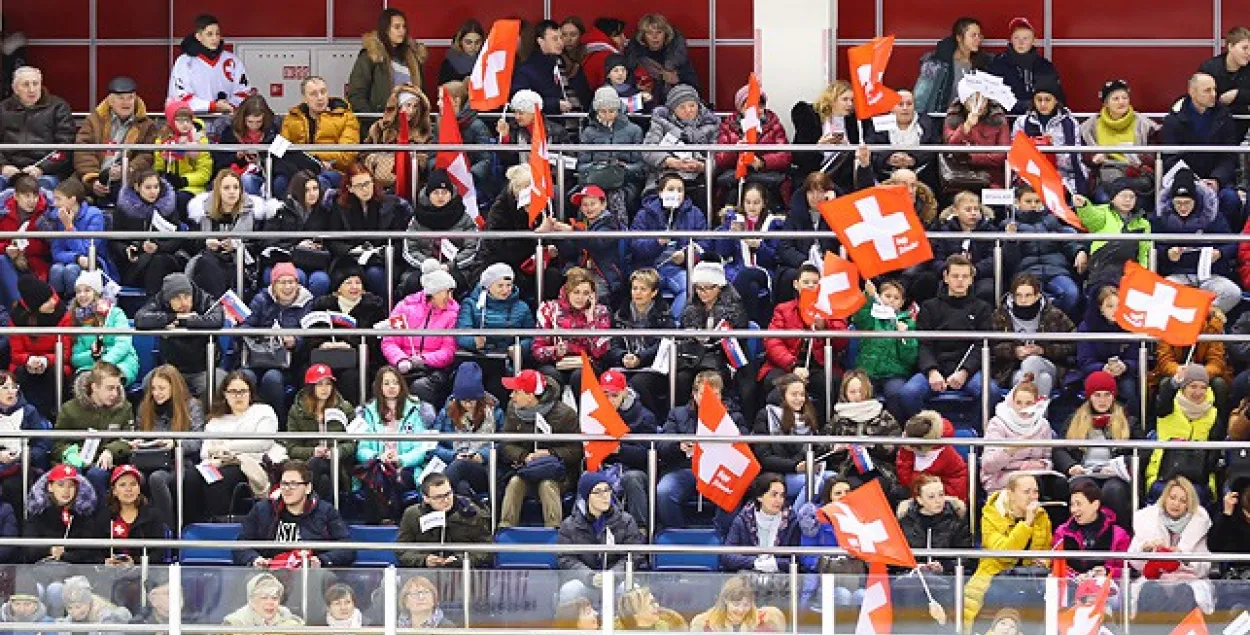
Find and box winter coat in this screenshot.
[234,496,354,566]
[986,48,1060,114]
[24,470,106,563]
[353,396,437,470]
[152,123,213,195]
[760,299,842,380]
[0,187,52,279]
[721,502,799,572]
[212,120,281,178]
[455,284,535,355]
[362,84,432,188]
[56,592,131,634]
[623,30,701,101]
[641,104,720,188]
[455,103,494,170]
[104,502,172,562]
[402,195,480,271]
[896,413,969,502]
[604,392,657,471]
[980,403,1055,491]
[680,284,749,345]
[577,111,646,183]
[70,305,139,383]
[0,90,74,176]
[826,400,901,481]
[396,496,493,568]
[712,214,785,281]
[0,394,52,469]
[432,396,502,466]
[240,285,315,366]
[73,97,158,182]
[137,398,205,463]
[200,404,282,464]
[1146,388,1219,494]
[899,500,973,573]
[347,31,427,113]
[915,291,993,376]
[110,180,188,274]
[1150,311,1230,387]
[222,604,304,630]
[280,99,361,171]
[0,597,51,635]
[912,36,992,116]
[1201,53,1250,114]
[326,194,410,262]
[7,308,70,377]
[990,297,1076,387]
[971,490,1053,580]
[1154,181,1235,278]
[512,51,567,116]
[1075,303,1138,379]
[1161,96,1239,187]
[133,280,224,375]
[1075,200,1152,283]
[477,190,537,269]
[499,376,580,489]
[260,196,333,255]
[849,295,918,380]
[306,292,388,363]
[1078,109,1159,184]
[187,192,271,261]
[1012,106,1089,193]
[659,403,747,473]
[867,113,942,183]
[554,213,626,299]
[606,298,674,369]
[1128,503,1214,616]
[381,293,460,370]
[1052,508,1130,577]
[932,215,1017,282]
[713,109,791,174]
[789,103,876,187]
[41,203,117,281]
[556,503,645,577]
[1007,208,1081,280]
[533,288,612,364]
[942,103,1010,187]
[752,404,825,476]
[629,194,708,268]
[53,372,135,466]
[284,393,356,476]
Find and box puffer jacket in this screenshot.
[1150,311,1230,387]
[347,31,427,112]
[152,121,213,195]
[629,194,709,267]
[280,99,361,171]
[284,392,356,470]
[24,470,106,563]
[363,84,431,188]
[970,490,1052,579]
[477,190,537,268]
[40,202,118,281]
[896,412,969,502]
[577,110,646,183]
[849,295,918,380]
[499,375,580,488]
[0,90,74,175]
[241,284,315,366]
[533,287,611,364]
[70,305,139,383]
[455,284,535,354]
[0,187,52,278]
[73,96,158,182]
[133,279,224,375]
[989,296,1076,387]
[641,104,720,188]
[752,403,825,475]
[306,292,387,363]
[556,500,645,577]
[1008,207,1081,280]
[760,299,841,380]
[397,495,493,568]
[1012,106,1089,193]
[0,394,52,469]
[260,196,333,254]
[986,47,1060,114]
[912,36,992,115]
[53,372,135,467]
[432,395,502,465]
[1155,180,1234,278]
[110,179,187,269]
[326,193,410,261]
[713,109,791,174]
[623,30,700,102]
[401,193,480,271]
[606,298,674,369]
[712,213,785,281]
[554,213,625,299]
[1075,199,1151,264]
[1075,302,1138,378]
[354,396,437,470]
[8,304,71,377]
[681,283,749,331]
[1052,508,1130,577]
[1146,387,1218,495]
[899,500,974,573]
[932,214,1014,281]
[942,102,1010,187]
[721,502,799,572]
[980,391,1055,492]
[381,293,460,370]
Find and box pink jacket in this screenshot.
[980,399,1055,491]
[381,293,461,370]
[532,288,611,364]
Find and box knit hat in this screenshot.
[62,576,93,607]
[110,465,143,486]
[734,85,767,111]
[452,361,487,401]
[270,262,299,284]
[479,263,515,290]
[510,90,543,114]
[426,170,454,195]
[160,273,194,299]
[247,573,284,600]
[1178,364,1209,389]
[1108,177,1138,200]
[1083,371,1118,398]
[305,363,334,385]
[420,259,456,295]
[1171,169,1197,200]
[1008,17,1035,34]
[1100,79,1130,103]
[690,261,727,287]
[604,53,628,75]
[1032,74,1066,104]
[665,84,700,111]
[18,274,54,309]
[592,86,622,112]
[989,608,1022,632]
[163,100,193,124]
[331,261,365,295]
[74,269,104,294]
[576,471,612,507]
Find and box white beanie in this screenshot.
[691,261,727,287]
[420,259,456,295]
[75,269,104,294]
[510,90,543,114]
[479,263,515,289]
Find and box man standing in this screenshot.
[235,460,355,568]
[167,14,251,114]
[396,473,492,569]
[0,66,73,190]
[512,20,575,115]
[74,76,158,205]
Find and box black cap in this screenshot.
[1100,79,1130,103]
[1171,169,1197,200]
[108,76,138,95]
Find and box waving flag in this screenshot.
[468,20,521,111]
[825,478,916,568]
[819,185,933,279]
[327,312,357,329]
[849,444,875,474]
[1059,576,1113,635]
[848,36,901,119]
[434,89,482,227]
[527,112,553,225]
[220,289,251,325]
[715,319,749,369]
[1114,262,1215,347]
[799,251,866,324]
[693,386,760,512]
[856,563,893,635]
[1169,608,1208,635]
[735,73,762,180]
[578,355,630,471]
[1008,132,1086,231]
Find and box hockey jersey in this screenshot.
[166,33,251,113]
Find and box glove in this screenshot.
[165,173,188,189]
[754,555,779,573]
[397,359,413,374]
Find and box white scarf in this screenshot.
[991,396,1050,438]
[833,399,883,423]
[913,448,941,471]
[326,609,363,629]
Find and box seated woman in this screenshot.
[439,20,484,84]
[554,597,599,630]
[714,84,791,193]
[362,84,431,193]
[1129,476,1214,617]
[932,191,1012,303]
[323,583,364,629]
[260,170,334,296]
[868,90,942,192]
[712,183,785,326]
[401,171,480,295]
[307,263,388,404]
[791,79,870,187]
[285,364,355,503]
[677,261,750,408]
[134,364,203,528]
[827,370,902,499]
[962,473,1052,627]
[214,95,281,197]
[989,273,1076,399]
[397,575,455,628]
[578,87,647,220]
[353,366,437,524]
[556,472,645,603]
[1052,479,1130,582]
[640,84,717,202]
[615,586,688,631]
[327,164,410,297]
[796,476,865,607]
[606,268,675,418]
[1078,80,1159,204]
[110,169,188,294]
[752,374,825,500]
[721,473,799,573]
[941,92,1010,193]
[186,170,269,298]
[454,263,535,404]
[690,575,787,632]
[476,166,540,301]
[1076,287,1142,416]
[1053,371,1136,529]
[382,262,459,406]
[24,464,105,563]
[223,574,304,631]
[629,173,709,317]
[1146,365,1220,502]
[102,465,171,564]
[58,576,132,628]
[67,270,138,385]
[545,185,625,305]
[1011,76,1088,194]
[895,475,971,615]
[182,372,282,524]
[982,381,1067,515]
[0,371,52,519]
[897,411,969,503]
[431,362,501,498]
[532,267,611,391]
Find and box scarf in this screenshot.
[327,609,363,629]
[1095,107,1139,162]
[1008,297,1043,333]
[161,128,196,163]
[1177,391,1214,422]
[1184,99,1215,141]
[993,394,1049,437]
[1161,509,1193,538]
[514,395,556,423]
[754,508,782,548]
[833,399,884,423]
[337,294,361,314]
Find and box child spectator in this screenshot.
[8,275,70,417]
[853,278,918,401]
[0,175,52,308]
[941,92,1010,192]
[987,17,1060,114]
[1005,185,1083,315]
[1073,187,1151,296]
[214,95,281,197]
[630,172,709,317]
[1011,75,1087,193]
[897,411,969,502]
[43,179,113,296]
[68,270,138,384]
[753,374,825,499]
[153,102,212,214]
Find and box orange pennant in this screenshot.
[735,73,762,180]
[825,478,917,568]
[855,563,893,635]
[693,386,760,513]
[468,20,521,111]
[578,354,630,472]
[1059,576,1113,635]
[526,112,553,225]
[1007,132,1086,231]
[1168,608,1208,635]
[798,251,865,324]
[1114,261,1215,347]
[847,36,901,120]
[818,185,933,279]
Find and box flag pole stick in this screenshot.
[1184,345,1197,366]
[804,325,815,369]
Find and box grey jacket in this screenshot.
[642,104,720,188]
[577,112,646,181]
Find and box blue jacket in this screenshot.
[721,502,800,572]
[240,285,315,365]
[454,284,536,354]
[796,501,839,572]
[512,52,565,115]
[1076,303,1139,377]
[1007,208,1080,280]
[431,396,503,466]
[629,194,708,268]
[234,496,355,567]
[0,394,52,470]
[603,392,657,471]
[712,214,784,281]
[556,213,625,299]
[658,403,747,472]
[0,502,16,563]
[39,203,117,279]
[777,189,840,269]
[355,396,437,470]
[1153,180,1234,278]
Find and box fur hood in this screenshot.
[186,192,278,224]
[372,83,432,142]
[27,470,98,517]
[362,30,427,67]
[70,372,127,417]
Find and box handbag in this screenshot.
[581,161,628,190]
[292,246,332,272]
[938,153,991,193]
[131,448,174,472]
[242,336,292,370]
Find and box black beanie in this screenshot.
[17,274,53,309]
[604,53,629,75]
[1032,74,1066,105]
[330,261,366,295]
[1171,169,1197,200]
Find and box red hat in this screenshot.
[47,464,78,483]
[305,364,335,385]
[599,370,627,394]
[1084,371,1118,399]
[1142,553,1182,579]
[571,185,607,206]
[501,370,545,395]
[110,465,143,486]
[1008,17,1035,34]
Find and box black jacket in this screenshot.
[261,197,334,254]
[24,473,107,564]
[604,393,657,471]
[1161,96,1239,188]
[0,91,75,176]
[868,113,942,181]
[234,496,355,567]
[898,500,973,573]
[777,188,840,269]
[396,496,493,569]
[326,194,411,261]
[512,52,566,116]
[212,123,280,177]
[659,403,747,472]
[306,292,388,360]
[477,191,538,274]
[556,503,645,576]
[986,48,1060,115]
[101,503,172,563]
[606,299,674,369]
[1199,54,1250,113]
[752,403,825,475]
[133,283,224,375]
[915,291,993,376]
[932,216,1019,283]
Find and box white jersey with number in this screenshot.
[166,49,251,113]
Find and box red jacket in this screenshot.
[758,300,846,380]
[9,310,72,376]
[943,117,1010,188]
[896,417,968,502]
[714,109,792,174]
[1238,216,1250,288]
[580,28,621,91]
[0,192,52,279]
[532,289,612,364]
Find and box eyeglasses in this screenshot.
[349,180,374,191]
[590,486,613,496]
[279,481,309,489]
[426,491,453,502]
[225,388,251,397]
[0,384,18,392]
[694,285,719,292]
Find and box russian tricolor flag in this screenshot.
[327,312,357,328]
[220,290,251,325]
[850,443,875,474]
[721,337,749,369]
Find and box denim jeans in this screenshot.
[0,255,22,307]
[659,264,687,319]
[1044,275,1081,316]
[48,262,83,295]
[895,371,997,424]
[656,468,696,529]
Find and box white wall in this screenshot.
[752,0,838,137]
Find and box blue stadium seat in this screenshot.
[180,522,241,565]
[653,528,721,572]
[348,524,399,567]
[494,527,559,570]
[745,321,763,359]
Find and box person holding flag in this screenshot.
[440,81,495,198]
[675,261,753,413]
[721,472,800,573]
[361,84,431,194]
[555,471,645,603]
[629,172,710,317]
[713,77,790,193]
[495,90,571,169]
[751,373,826,501]
[827,369,904,497]
[590,369,658,530]
[851,278,919,400]
[791,80,873,187]
[712,183,786,327]
[133,273,225,399]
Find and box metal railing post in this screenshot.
[409,151,419,203]
[385,241,395,309]
[647,444,658,542]
[54,339,64,406]
[358,340,369,404]
[383,565,397,635]
[1139,342,1149,425]
[20,438,29,520]
[205,338,217,411]
[820,573,836,634]
[1155,152,1163,204]
[120,151,130,191]
[1131,452,1141,516]
[1122,557,1131,634]
[602,569,616,635]
[805,444,816,504]
[169,563,182,635]
[234,240,244,295]
[980,338,991,424]
[265,155,273,198]
[331,440,341,508]
[968,450,978,535]
[789,559,800,633]
[685,241,695,297]
[823,341,834,422]
[175,440,184,537]
[954,562,965,635]
[704,151,714,224]
[535,240,545,303]
[668,338,678,411]
[88,241,97,271]
[993,241,1003,307]
[462,554,472,627]
[555,150,566,220]
[488,443,498,533]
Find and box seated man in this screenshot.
[279,76,360,192]
[133,273,224,398]
[234,459,355,568]
[1161,73,1244,229]
[656,371,746,530]
[556,471,644,603]
[595,370,657,531]
[498,370,580,528]
[74,76,158,206]
[0,66,74,190]
[511,20,575,115]
[396,472,492,569]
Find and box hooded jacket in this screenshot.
[0,89,74,175]
[0,187,52,279]
[111,179,187,270]
[1161,96,1238,187]
[942,102,1010,186]
[1129,503,1214,615]
[499,375,580,486]
[556,477,645,577]
[577,109,646,182]
[70,304,139,383]
[915,289,992,377]
[24,470,106,563]
[759,299,841,380]
[623,29,700,101]
[74,96,158,182]
[607,297,674,369]
[402,192,480,270]
[234,495,355,567]
[354,396,437,470]
[363,84,432,188]
[280,99,361,171]
[533,287,612,364]
[1154,180,1235,278]
[987,47,1060,114]
[896,413,969,501]
[153,118,213,194]
[641,104,720,188]
[348,31,428,113]
[432,395,502,466]
[629,193,709,268]
[454,284,535,354]
[849,295,918,380]
[899,500,973,573]
[382,292,460,370]
[713,109,791,173]
[721,501,799,572]
[912,35,992,116]
[40,202,118,281]
[0,393,52,469]
[1052,507,1130,577]
[53,372,135,467]
[989,295,1076,387]
[981,387,1055,491]
[133,277,224,374]
[397,495,493,568]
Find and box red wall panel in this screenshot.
[333,0,383,38]
[550,0,710,40]
[7,0,90,39]
[31,48,92,111]
[837,4,875,40]
[95,47,172,112]
[392,0,544,40]
[716,0,754,40]
[98,0,170,39]
[1052,0,1211,39]
[172,0,326,38]
[881,1,1043,41]
[714,45,753,110]
[1050,47,1204,113]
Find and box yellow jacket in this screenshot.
[1146,387,1218,495]
[152,121,212,194]
[973,490,1052,578]
[279,98,360,172]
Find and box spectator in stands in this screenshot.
[0,175,52,308]
[513,20,576,115]
[1201,27,1250,123]
[1005,185,1084,315]
[54,361,133,497]
[307,263,386,403]
[1162,73,1244,227]
[167,15,250,114]
[134,273,225,398]
[327,164,407,296]
[363,85,431,193]
[397,576,455,628]
[1054,371,1135,529]
[603,54,652,114]
[1073,187,1151,295]
[791,80,867,187]
[263,170,333,296]
[0,579,50,626]
[898,474,972,574]
[1147,365,1220,500]
[215,95,280,197]
[753,374,825,498]
[828,369,903,496]
[238,262,313,426]
[24,464,104,563]
[942,92,1011,191]
[577,88,646,217]
[74,76,156,205]
[1079,80,1159,204]
[112,169,188,295]
[386,266,459,405]
[893,255,995,422]
[868,90,942,192]
[397,471,492,569]
[533,267,611,388]
[625,14,700,103]
[135,364,202,527]
[68,271,136,383]
[235,459,354,568]
[757,264,838,401]
[990,273,1075,399]
[103,465,170,563]
[223,574,304,631]
[349,9,427,113]
[982,381,1064,502]
[499,370,579,528]
[455,263,534,402]
[494,90,573,171]
[44,179,112,297]
[402,171,480,295]
[585,369,655,531]
[630,172,708,317]
[1013,77,1088,193]
[1210,480,1250,587]
[430,364,499,500]
[606,268,673,417]
[962,473,1051,626]
[796,477,859,588]
[438,20,484,85]
[1129,475,1214,617]
[987,18,1060,114]
[554,598,599,629]
[477,166,540,302]
[657,371,747,529]
[642,86,717,195]
[690,575,787,632]
[1053,479,1129,578]
[353,366,437,524]
[285,364,355,502]
[58,575,131,627]
[0,66,73,190]
[323,584,363,629]
[722,473,799,572]
[184,371,282,524]
[582,19,629,92]
[8,275,70,417]
[154,101,211,214]
[543,185,626,304]
[713,185,784,326]
[853,278,918,401]
[616,586,689,631]
[187,170,269,298]
[679,261,754,408]
[1155,170,1241,312]
[898,411,969,502]
[1075,286,1141,415]
[0,371,51,518]
[557,471,644,602]
[714,84,791,193]
[932,191,1012,303]
[440,81,494,195]
[913,17,991,115]
[559,17,588,97]
[281,76,360,191]
[1153,309,1231,414]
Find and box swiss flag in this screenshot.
[526,112,554,225]
[1007,132,1087,231]
[825,478,917,568]
[693,385,760,513]
[847,36,901,120]
[578,354,630,471]
[735,72,762,180]
[819,185,933,279]
[1059,576,1113,635]
[1168,608,1208,635]
[434,89,482,228]
[468,20,521,111]
[856,563,893,635]
[1114,261,1215,347]
[798,251,865,324]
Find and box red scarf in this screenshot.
[1092,414,1111,429]
[394,115,412,198]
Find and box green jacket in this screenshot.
[1076,201,1151,266]
[53,373,135,466]
[71,306,139,384]
[850,296,919,380]
[285,392,357,473]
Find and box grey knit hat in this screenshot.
[592,86,622,112]
[665,84,700,110]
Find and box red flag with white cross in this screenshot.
[735,73,762,180]
[1114,261,1215,347]
[847,36,901,120]
[818,185,933,279]
[825,478,916,568]
[468,20,521,111]
[693,386,760,513]
[798,251,865,324]
[1007,132,1086,231]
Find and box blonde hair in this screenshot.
[952,190,981,209]
[1064,400,1130,442]
[505,164,532,196]
[702,576,760,631]
[562,266,598,297]
[399,576,438,617]
[207,169,245,222]
[629,268,660,292]
[813,80,853,120]
[635,14,674,45]
[442,80,467,105]
[1162,476,1198,518]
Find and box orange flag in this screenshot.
[468,20,521,111]
[825,478,917,568]
[735,73,762,180]
[798,251,865,324]
[526,112,554,225]
[434,89,482,227]
[818,185,933,279]
[847,36,901,120]
[1059,576,1113,635]
[1007,132,1087,231]
[693,385,760,513]
[1169,608,1209,635]
[578,354,630,472]
[1051,542,1070,608]
[856,563,893,635]
[1114,261,1215,347]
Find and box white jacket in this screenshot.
[201,404,282,462]
[1127,504,1215,616]
[167,49,251,113]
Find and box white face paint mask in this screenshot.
[660,191,682,209]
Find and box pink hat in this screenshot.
[271,262,299,284]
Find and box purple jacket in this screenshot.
[1052,508,1130,579]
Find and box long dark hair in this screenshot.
[446,393,498,429]
[377,9,411,57]
[372,366,410,421]
[230,95,275,142]
[208,371,257,419]
[774,373,818,435]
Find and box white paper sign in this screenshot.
[418,455,447,485]
[535,412,552,435]
[604,527,615,546]
[269,135,292,158]
[870,114,898,133]
[324,408,348,428]
[870,303,897,320]
[980,188,1015,206]
[650,338,674,375]
[150,211,178,234]
[80,436,100,466]
[357,247,380,266]
[517,187,532,209]
[300,311,331,329]
[346,416,369,435]
[1198,247,1214,282]
[418,510,447,533]
[440,239,460,261]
